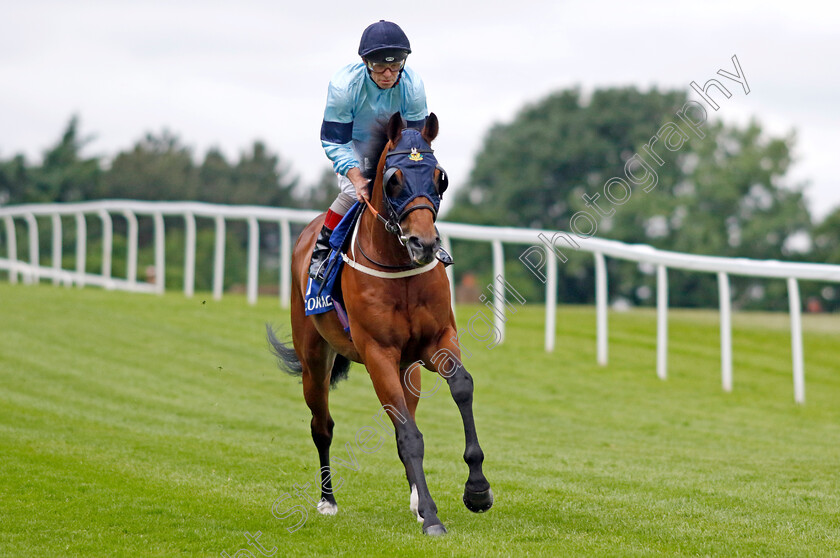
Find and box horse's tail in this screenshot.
[265,324,351,389]
[330,355,351,388]
[266,324,302,376]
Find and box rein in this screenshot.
[342,206,439,279]
[356,202,416,271]
[343,130,443,278]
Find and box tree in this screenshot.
[37,116,101,202]
[298,168,338,210]
[812,207,840,265]
[809,207,840,312]
[0,155,30,206]
[227,141,299,207]
[612,119,811,308]
[445,87,688,302]
[446,87,687,229]
[0,117,100,205]
[616,121,809,259]
[197,148,234,205]
[446,87,812,308]
[101,130,197,201]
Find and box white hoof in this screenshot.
[317,499,338,516]
[409,485,423,523]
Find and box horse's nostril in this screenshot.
[407,236,436,264]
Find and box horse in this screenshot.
[267,112,493,536]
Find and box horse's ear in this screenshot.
[422,113,439,144]
[387,112,405,143]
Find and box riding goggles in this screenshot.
[366,59,405,74]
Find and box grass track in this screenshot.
[1,283,839,557]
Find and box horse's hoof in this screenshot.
[316,499,338,515]
[463,487,494,513]
[423,523,447,536]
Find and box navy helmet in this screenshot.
[358,20,411,63]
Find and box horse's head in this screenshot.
[372,112,449,266]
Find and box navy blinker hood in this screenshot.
[383,129,445,218]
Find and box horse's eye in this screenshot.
[387,171,404,197]
[435,167,449,197]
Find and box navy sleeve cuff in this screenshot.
[320,120,354,144]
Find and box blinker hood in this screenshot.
[382,129,447,219]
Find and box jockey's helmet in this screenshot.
[358,20,411,63]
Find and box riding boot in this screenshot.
[309,225,334,282]
[434,226,454,267]
[435,246,454,267]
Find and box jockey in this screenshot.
[311,19,450,281]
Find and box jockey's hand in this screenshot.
[347,167,370,203]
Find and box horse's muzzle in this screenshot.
[407,236,440,266]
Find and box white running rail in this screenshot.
[2,200,839,404]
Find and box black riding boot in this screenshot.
[435,246,454,267]
[308,225,334,282]
[434,227,454,267]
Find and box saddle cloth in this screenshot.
[304,203,363,328]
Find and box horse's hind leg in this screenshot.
[296,327,340,515]
[302,366,339,514]
[426,332,493,513]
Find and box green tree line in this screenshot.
[444,87,839,311]
[0,116,336,291]
[0,116,325,208]
[1,88,838,310]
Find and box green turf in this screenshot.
[1,283,839,557]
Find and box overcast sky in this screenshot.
[2,0,838,220]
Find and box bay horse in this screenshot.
[268,112,493,535]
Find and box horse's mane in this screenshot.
[361,116,393,184]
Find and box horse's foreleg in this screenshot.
[398,366,421,521]
[447,363,494,512]
[365,351,445,535]
[428,331,494,514]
